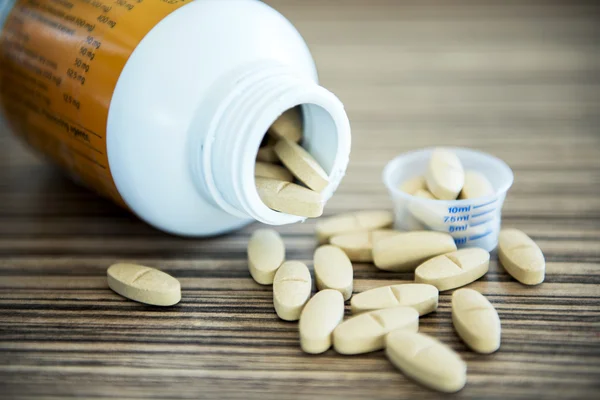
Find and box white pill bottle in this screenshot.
[0,0,351,236]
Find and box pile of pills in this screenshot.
[102,145,546,394]
[242,145,546,393]
[401,148,495,201]
[254,107,329,218]
[398,148,498,233]
[243,210,544,393]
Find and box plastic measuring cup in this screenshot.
[383,147,514,251]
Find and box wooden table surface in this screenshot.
[1,0,599,399]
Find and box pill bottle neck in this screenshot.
[195,61,351,225]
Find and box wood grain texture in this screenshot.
[1,0,599,399]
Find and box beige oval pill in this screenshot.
[330,229,400,262]
[273,261,312,321]
[107,263,181,306]
[498,229,545,285]
[386,331,467,393]
[452,288,501,354]
[351,283,439,316]
[315,210,394,243]
[399,175,426,195]
[414,188,436,200]
[373,231,457,272]
[425,148,465,200]
[408,189,447,230]
[314,245,353,300]
[299,289,345,354]
[254,162,293,182]
[333,307,418,355]
[256,177,324,218]
[370,229,402,244]
[256,145,279,163]
[274,137,329,192]
[267,107,303,143]
[459,170,495,199]
[247,229,285,285]
[415,248,490,291]
[396,210,427,232]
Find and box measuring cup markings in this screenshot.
[469,218,493,228]
[451,230,493,246]
[448,198,497,246]
[468,230,493,241]
[471,208,496,219]
[454,237,467,245]
[448,205,471,214]
[444,215,470,223]
[448,224,468,233]
[383,148,514,251]
[472,199,497,209]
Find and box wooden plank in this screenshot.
[0,0,599,398]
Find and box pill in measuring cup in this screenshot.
[247,229,285,285]
[414,248,490,291]
[267,107,303,143]
[273,261,312,321]
[107,263,181,306]
[350,283,439,316]
[498,229,545,285]
[255,177,324,218]
[385,331,467,393]
[299,289,345,354]
[408,189,448,230]
[399,175,426,195]
[315,210,394,243]
[459,170,495,199]
[413,189,436,200]
[333,307,418,355]
[256,145,279,163]
[372,231,457,272]
[425,148,465,200]
[329,229,400,262]
[452,288,501,354]
[274,137,329,192]
[314,245,353,300]
[255,161,294,182]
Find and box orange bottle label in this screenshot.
[0,0,189,206]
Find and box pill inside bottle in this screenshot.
[0,0,351,236]
[254,106,335,218]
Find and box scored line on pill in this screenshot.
[472,199,497,209]
[471,208,496,219]
[444,253,464,268]
[131,268,153,284]
[276,276,310,283]
[463,305,492,313]
[412,343,437,359]
[369,313,387,328]
[509,243,535,252]
[390,286,404,303]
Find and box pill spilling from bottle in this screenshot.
[0,0,352,236]
[1,0,548,394]
[103,146,543,394]
[254,107,329,218]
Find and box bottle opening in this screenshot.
[255,104,339,173]
[202,65,350,226]
[301,103,340,175]
[246,98,350,225]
